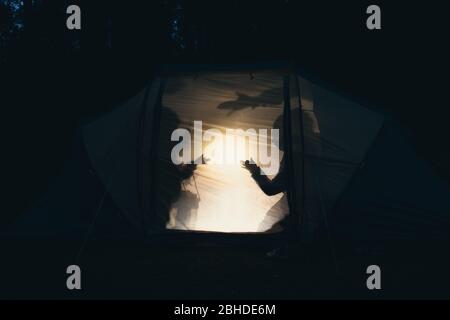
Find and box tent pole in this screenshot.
[283,75,297,241]
[137,78,166,239]
[144,78,166,235]
[293,75,307,234]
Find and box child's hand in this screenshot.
[241,159,260,175]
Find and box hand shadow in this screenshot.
[217,87,283,116]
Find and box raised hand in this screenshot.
[241,159,260,176]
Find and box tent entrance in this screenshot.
[152,73,290,233]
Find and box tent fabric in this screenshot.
[83,80,161,231]
[4,66,450,243]
[290,76,384,237]
[332,118,450,241]
[155,73,288,233]
[80,70,385,236]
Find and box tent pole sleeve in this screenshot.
[283,75,297,237]
[137,78,165,236]
[294,76,307,232]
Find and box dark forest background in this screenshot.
[0,0,448,225]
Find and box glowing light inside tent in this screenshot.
[167,163,287,233]
[167,132,287,233]
[201,130,256,165]
[162,74,288,233]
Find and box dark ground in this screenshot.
[2,238,450,299]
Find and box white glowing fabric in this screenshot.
[160,74,288,232]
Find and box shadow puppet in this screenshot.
[217,87,283,116]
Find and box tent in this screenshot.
[6,65,450,244]
[81,66,382,239]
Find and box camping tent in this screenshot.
[6,65,450,243]
[82,66,384,239]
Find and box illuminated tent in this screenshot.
[6,65,450,242]
[82,67,385,238]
